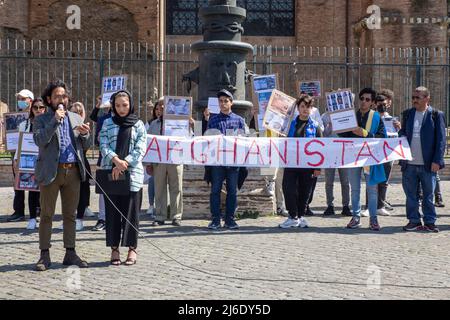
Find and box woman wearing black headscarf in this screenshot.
[99,91,147,266]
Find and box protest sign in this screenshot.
[101,75,127,105]
[262,89,296,136]
[14,132,39,191]
[298,80,322,97]
[163,96,192,137]
[143,135,412,169]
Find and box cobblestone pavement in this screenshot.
[0,180,449,300]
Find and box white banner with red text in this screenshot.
[143,135,412,168]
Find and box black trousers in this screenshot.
[283,168,316,219]
[377,161,393,209]
[76,156,92,219]
[13,189,40,218]
[105,191,140,248]
[307,177,318,206]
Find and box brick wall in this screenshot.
[1,1,447,48]
[26,0,159,43]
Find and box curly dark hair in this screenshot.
[41,79,71,108]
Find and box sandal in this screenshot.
[110,247,121,266]
[124,247,137,266]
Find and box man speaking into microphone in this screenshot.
[33,80,91,271]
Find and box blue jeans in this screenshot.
[402,164,437,224]
[348,167,378,219]
[147,175,155,206]
[210,166,239,223]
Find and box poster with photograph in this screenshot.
[101,75,127,105]
[255,90,273,131]
[383,116,399,137]
[15,172,39,192]
[325,89,354,112]
[298,80,322,97]
[18,153,38,171]
[4,112,28,132]
[252,74,277,92]
[262,89,297,136]
[164,96,192,117]
[163,119,191,137]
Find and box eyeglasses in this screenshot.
[412,96,423,100]
[32,105,46,110]
[360,97,372,102]
[51,94,69,100]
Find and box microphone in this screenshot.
[57,104,65,122]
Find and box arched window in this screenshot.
[166,0,295,36]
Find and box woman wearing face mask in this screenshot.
[99,91,147,266]
[9,98,47,229]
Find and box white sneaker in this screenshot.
[84,207,95,217]
[146,206,154,215]
[76,219,84,231]
[279,218,300,228]
[377,208,390,216]
[360,209,369,217]
[299,217,309,228]
[26,218,37,230]
[264,181,275,196]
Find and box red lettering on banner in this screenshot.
[145,136,162,162]
[333,140,354,166]
[354,141,380,165]
[244,139,265,165]
[305,139,325,167]
[269,139,288,165]
[191,138,210,164]
[383,140,405,161]
[166,139,184,161]
[217,136,237,163]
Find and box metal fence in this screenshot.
[1,39,449,145]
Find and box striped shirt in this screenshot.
[207,112,245,135]
[99,118,147,192]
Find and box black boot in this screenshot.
[35,250,51,271]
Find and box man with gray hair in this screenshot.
[394,86,446,232]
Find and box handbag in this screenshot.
[95,169,130,196]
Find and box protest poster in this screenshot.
[325,89,354,112]
[15,172,39,192]
[262,89,296,136]
[207,97,220,114]
[298,80,322,97]
[164,96,192,117]
[252,74,277,92]
[6,132,20,152]
[14,132,39,191]
[163,119,191,137]
[163,96,192,137]
[383,116,399,137]
[143,135,412,169]
[101,75,127,105]
[328,109,359,134]
[251,74,278,132]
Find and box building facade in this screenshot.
[0,0,448,48]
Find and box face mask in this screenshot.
[17,101,28,110]
[377,104,387,113]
